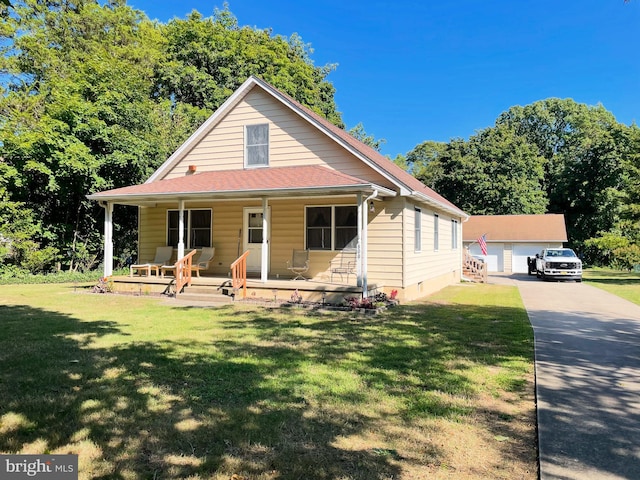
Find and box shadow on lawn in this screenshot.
[0,298,535,479]
[0,303,403,479]
[221,301,536,474]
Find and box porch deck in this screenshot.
[112,272,377,304]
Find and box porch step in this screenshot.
[175,285,234,304]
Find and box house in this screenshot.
[88,76,468,301]
[463,214,568,273]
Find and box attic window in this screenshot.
[245,123,269,167]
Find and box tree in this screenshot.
[407,125,547,215]
[348,122,385,151]
[497,99,627,248]
[0,0,173,271]
[157,5,343,127]
[404,140,448,188]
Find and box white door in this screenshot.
[512,244,544,273]
[243,208,270,272]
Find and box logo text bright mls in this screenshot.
[1,455,77,479]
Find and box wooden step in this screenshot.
[174,285,235,304]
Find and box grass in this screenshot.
[0,283,537,479]
[584,268,640,306]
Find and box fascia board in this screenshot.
[87,184,396,205]
[412,191,469,220]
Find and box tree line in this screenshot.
[1,0,637,275]
[398,100,640,268]
[0,0,341,274]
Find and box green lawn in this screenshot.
[0,283,536,480]
[584,268,640,306]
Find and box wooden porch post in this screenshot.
[261,196,269,282]
[177,199,185,259]
[103,201,113,277]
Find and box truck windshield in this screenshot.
[548,249,575,257]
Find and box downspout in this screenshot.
[361,190,378,298]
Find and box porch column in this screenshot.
[356,193,363,287]
[103,202,114,277]
[177,199,185,259]
[261,197,269,282]
[260,197,270,283]
[361,197,368,297]
[361,190,378,298]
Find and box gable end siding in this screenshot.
[162,88,394,189]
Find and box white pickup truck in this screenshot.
[533,248,582,282]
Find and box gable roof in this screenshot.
[463,214,568,243]
[145,76,467,219]
[88,165,395,203]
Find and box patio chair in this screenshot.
[191,247,215,277]
[286,249,310,280]
[130,246,173,277]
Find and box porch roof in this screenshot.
[87,165,396,204]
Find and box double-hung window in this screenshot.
[414,207,422,252]
[433,213,439,251]
[451,219,458,249]
[306,205,357,250]
[245,123,269,167]
[167,209,212,249]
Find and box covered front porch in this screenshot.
[110,271,380,305]
[89,166,397,301]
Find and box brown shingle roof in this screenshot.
[258,78,465,216]
[141,76,467,218]
[463,214,568,242]
[88,165,385,200]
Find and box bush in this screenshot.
[0,268,128,285]
[611,244,640,271]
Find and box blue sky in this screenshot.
[130,0,640,158]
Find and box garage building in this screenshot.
[463,214,568,273]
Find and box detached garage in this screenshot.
[463,214,568,273]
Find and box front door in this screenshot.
[243,207,270,272]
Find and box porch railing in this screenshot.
[231,250,250,299]
[463,250,488,283]
[174,250,197,295]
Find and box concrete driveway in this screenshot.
[490,274,640,480]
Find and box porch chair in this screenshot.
[129,246,173,277]
[286,249,310,280]
[330,251,357,283]
[191,247,215,277]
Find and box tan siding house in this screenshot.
[89,76,468,301]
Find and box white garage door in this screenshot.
[512,244,544,273]
[468,243,504,272]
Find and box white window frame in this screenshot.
[434,213,439,251]
[167,209,212,249]
[244,123,269,168]
[414,207,422,252]
[305,205,358,251]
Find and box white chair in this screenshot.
[130,246,173,277]
[286,250,310,280]
[191,247,215,277]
